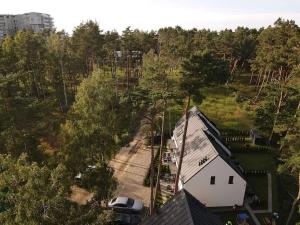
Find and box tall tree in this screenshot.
[0,154,114,225]
[46,31,73,111]
[252,18,300,102]
[279,138,300,225]
[71,21,104,76]
[175,51,230,192]
[251,19,300,144]
[61,68,131,174]
[0,154,69,225]
[139,50,173,214]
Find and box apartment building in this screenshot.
[0,12,53,40]
[0,14,17,39]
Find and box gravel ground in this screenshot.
[110,126,152,207]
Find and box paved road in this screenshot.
[110,125,152,207]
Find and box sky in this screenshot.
[1,0,300,34]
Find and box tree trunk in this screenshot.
[126,54,130,93]
[31,72,40,98]
[174,95,191,193]
[149,120,155,215]
[253,72,266,103]
[269,90,284,143]
[168,109,172,138]
[154,105,166,209]
[231,59,239,75]
[111,58,118,97]
[225,59,239,85]
[279,99,300,154]
[249,72,254,84]
[286,172,300,225]
[61,58,68,109]
[241,60,245,70]
[255,72,261,88]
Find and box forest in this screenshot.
[0,18,299,225]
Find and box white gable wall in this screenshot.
[183,156,246,207]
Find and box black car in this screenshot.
[113,213,141,225]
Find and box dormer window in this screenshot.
[199,156,208,166]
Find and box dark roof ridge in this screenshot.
[182,190,196,225]
[140,189,223,225]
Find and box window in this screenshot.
[210,176,215,185]
[127,198,134,207]
[229,176,234,184]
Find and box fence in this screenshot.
[243,169,269,175]
[229,144,273,153]
[223,136,247,142]
[220,129,250,137]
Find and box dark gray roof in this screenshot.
[140,190,223,225]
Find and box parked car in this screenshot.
[113,213,131,225]
[113,213,141,225]
[108,197,143,213]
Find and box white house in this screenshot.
[171,106,246,207]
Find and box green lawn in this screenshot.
[247,176,269,208]
[234,152,279,211]
[167,83,256,132]
[199,86,255,130]
[234,153,276,171]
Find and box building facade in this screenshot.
[171,106,247,207]
[0,12,53,40]
[0,14,17,39]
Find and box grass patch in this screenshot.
[234,153,276,171]
[234,152,280,211]
[199,86,255,130]
[247,176,268,209]
[166,84,256,132]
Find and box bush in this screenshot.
[143,149,170,187]
[143,149,160,186]
[118,133,131,146]
[161,165,171,175]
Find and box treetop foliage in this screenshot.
[0,18,300,224]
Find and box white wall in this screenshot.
[183,156,246,207]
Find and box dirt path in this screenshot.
[110,125,152,207]
[70,186,94,205]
